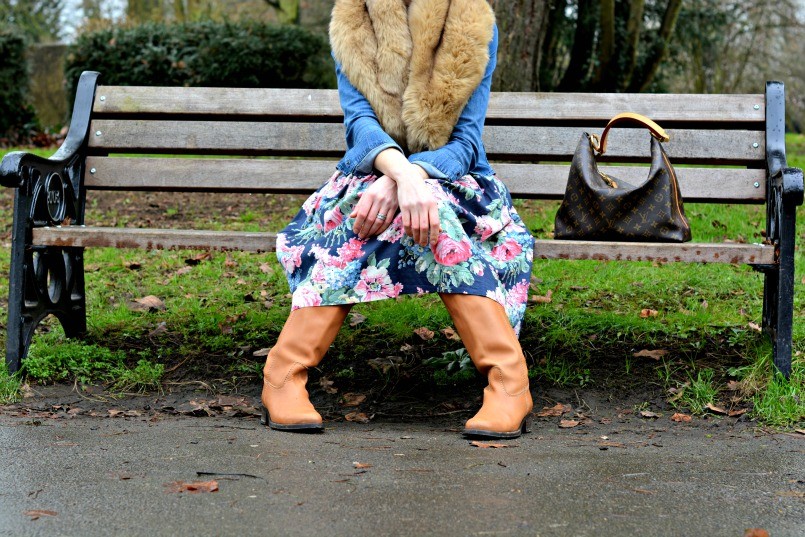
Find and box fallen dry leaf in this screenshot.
[726,380,742,391]
[639,411,659,419]
[633,349,668,361]
[559,419,580,428]
[671,413,692,423]
[639,308,659,318]
[259,262,274,274]
[747,321,762,332]
[185,252,211,265]
[164,480,219,494]
[128,295,166,312]
[728,408,748,417]
[173,266,193,277]
[705,403,728,415]
[529,289,553,304]
[319,377,337,395]
[108,409,124,417]
[342,393,366,407]
[253,347,271,357]
[349,313,367,327]
[219,313,246,334]
[148,322,168,337]
[794,429,805,435]
[414,327,435,341]
[124,261,141,270]
[344,412,370,423]
[743,529,770,537]
[537,403,571,417]
[441,327,461,341]
[469,441,512,448]
[352,462,372,469]
[23,509,57,520]
[776,491,805,498]
[598,441,627,448]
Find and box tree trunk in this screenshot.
[557,0,598,91]
[590,0,616,90]
[620,0,646,90]
[628,0,683,92]
[538,0,569,91]
[487,0,551,91]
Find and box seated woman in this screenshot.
[262,0,535,439]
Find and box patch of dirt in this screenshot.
[1,369,757,435]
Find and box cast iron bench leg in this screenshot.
[763,82,804,378]
[5,172,88,374]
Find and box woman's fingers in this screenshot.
[418,210,430,246]
[350,195,371,236]
[365,204,395,237]
[428,204,441,248]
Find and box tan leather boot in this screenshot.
[261,305,351,432]
[440,294,533,438]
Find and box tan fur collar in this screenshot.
[330,0,495,153]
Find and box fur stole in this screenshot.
[329,0,495,153]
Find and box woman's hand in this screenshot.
[372,148,440,248]
[394,165,440,248]
[350,175,399,239]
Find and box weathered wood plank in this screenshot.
[531,240,774,264]
[93,86,765,123]
[88,120,765,163]
[32,226,774,264]
[33,227,277,252]
[84,157,767,202]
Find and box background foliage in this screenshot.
[0,31,35,139]
[64,20,334,100]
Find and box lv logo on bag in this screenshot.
[554,113,692,243]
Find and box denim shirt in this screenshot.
[335,25,498,181]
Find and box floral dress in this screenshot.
[276,170,535,334]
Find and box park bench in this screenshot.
[1,71,802,376]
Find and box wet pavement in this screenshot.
[0,410,803,536]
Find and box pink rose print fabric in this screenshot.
[277,172,534,334]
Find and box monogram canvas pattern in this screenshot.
[554,133,692,242]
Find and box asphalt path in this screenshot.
[0,411,803,536]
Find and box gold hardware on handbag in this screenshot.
[554,113,692,243]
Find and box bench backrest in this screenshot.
[85,87,768,204]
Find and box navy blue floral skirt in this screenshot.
[276,171,534,334]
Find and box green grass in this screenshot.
[0,362,21,405]
[0,140,804,425]
[673,368,718,414]
[787,133,805,170]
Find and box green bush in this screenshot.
[0,31,36,139]
[65,21,335,100]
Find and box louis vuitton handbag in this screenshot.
[554,112,691,242]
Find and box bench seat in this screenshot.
[1,71,801,375]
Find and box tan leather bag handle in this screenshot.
[590,112,670,155]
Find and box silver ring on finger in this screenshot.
[376,213,387,221]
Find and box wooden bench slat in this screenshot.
[88,120,765,163]
[34,227,278,252]
[94,87,765,124]
[532,239,774,264]
[84,157,767,203]
[32,226,774,264]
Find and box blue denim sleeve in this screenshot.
[335,59,403,176]
[409,25,498,181]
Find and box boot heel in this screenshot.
[260,405,269,426]
[522,415,532,434]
